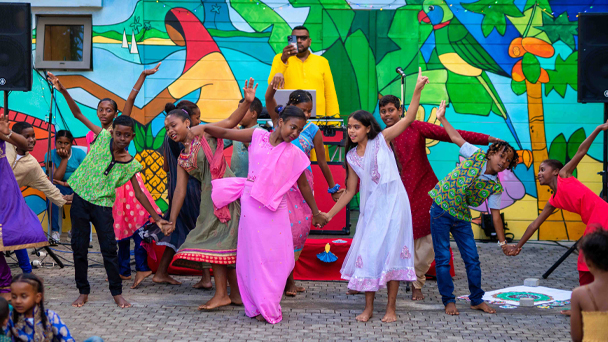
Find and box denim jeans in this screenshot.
[430,202,484,306]
[48,184,74,233]
[13,249,32,273]
[117,231,150,277]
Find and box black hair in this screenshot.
[239,97,263,117]
[0,297,8,323]
[11,273,48,329]
[55,130,74,142]
[379,95,401,110]
[292,25,309,34]
[345,110,383,182]
[486,141,519,170]
[579,227,608,271]
[11,122,33,134]
[277,105,306,122]
[98,98,118,113]
[287,90,313,107]
[541,159,564,171]
[112,115,135,131]
[166,100,198,118]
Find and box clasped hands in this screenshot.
[501,244,521,256]
[312,212,331,228]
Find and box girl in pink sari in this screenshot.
[205,106,326,324]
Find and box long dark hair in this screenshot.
[11,273,48,328]
[345,110,382,182]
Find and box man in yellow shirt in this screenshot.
[268,26,340,117]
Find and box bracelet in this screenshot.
[328,184,341,194]
[132,88,140,92]
[3,130,13,139]
[497,240,506,247]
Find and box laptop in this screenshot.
[273,89,317,118]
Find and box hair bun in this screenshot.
[165,102,177,113]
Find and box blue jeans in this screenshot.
[48,184,74,233]
[117,231,150,277]
[430,202,484,306]
[84,336,104,342]
[14,249,32,273]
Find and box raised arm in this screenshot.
[122,62,161,117]
[383,67,429,143]
[0,115,29,150]
[559,120,608,178]
[435,100,465,147]
[265,83,279,126]
[48,72,101,135]
[416,121,495,145]
[201,125,255,144]
[207,78,258,129]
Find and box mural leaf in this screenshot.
[462,0,524,37]
[567,128,586,162]
[535,12,578,49]
[522,53,541,84]
[545,51,578,98]
[548,133,567,165]
[511,79,527,95]
[153,128,166,150]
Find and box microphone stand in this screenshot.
[32,73,64,268]
[400,72,405,118]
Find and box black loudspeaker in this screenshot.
[578,13,608,103]
[0,3,32,91]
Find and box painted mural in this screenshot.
[1,0,605,241]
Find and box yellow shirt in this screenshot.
[268,53,340,117]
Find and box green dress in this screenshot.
[172,135,240,269]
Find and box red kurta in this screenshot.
[393,121,490,239]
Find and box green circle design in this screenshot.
[494,292,553,302]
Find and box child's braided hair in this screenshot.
[11,273,50,331]
[486,141,519,170]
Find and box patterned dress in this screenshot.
[287,122,318,255]
[6,308,75,342]
[171,136,240,269]
[341,133,416,291]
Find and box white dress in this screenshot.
[342,132,416,291]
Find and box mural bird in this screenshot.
[419,2,522,149]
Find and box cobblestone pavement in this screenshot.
[9,238,577,341]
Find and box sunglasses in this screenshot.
[287,35,309,41]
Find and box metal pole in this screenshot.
[3,91,7,117]
[401,75,405,117]
[603,103,608,200]
[46,81,54,241]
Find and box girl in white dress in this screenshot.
[323,68,428,323]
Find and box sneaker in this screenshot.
[51,231,61,242]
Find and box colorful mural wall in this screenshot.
[1,0,605,241]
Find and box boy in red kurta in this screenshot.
[379,95,500,300]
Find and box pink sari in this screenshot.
[211,129,310,324]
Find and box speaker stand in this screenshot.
[3,91,7,118]
[602,103,608,200]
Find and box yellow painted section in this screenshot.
[168,52,241,122]
[92,36,121,44]
[438,53,482,77]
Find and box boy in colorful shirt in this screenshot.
[430,101,518,315]
[377,94,499,301]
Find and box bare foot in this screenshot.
[131,270,153,289]
[152,274,182,285]
[192,278,213,290]
[346,289,361,295]
[355,308,373,322]
[285,283,298,297]
[471,302,496,314]
[197,294,231,310]
[561,310,571,316]
[411,288,424,301]
[381,309,397,323]
[445,302,459,315]
[296,286,306,292]
[229,292,243,306]
[106,275,131,281]
[72,294,88,308]
[255,315,267,322]
[113,295,132,308]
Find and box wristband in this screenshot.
[3,130,13,139]
[497,240,506,247]
[328,184,341,194]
